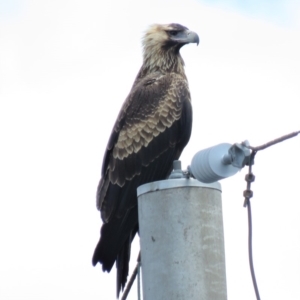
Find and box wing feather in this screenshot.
[93,71,193,295]
[98,72,191,220]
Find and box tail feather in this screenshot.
[92,208,138,298]
[116,229,137,298]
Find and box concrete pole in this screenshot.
[137,178,227,300]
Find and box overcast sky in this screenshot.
[0,0,300,299]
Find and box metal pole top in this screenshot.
[137,178,222,197]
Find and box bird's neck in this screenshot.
[140,47,186,77]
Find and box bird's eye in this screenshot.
[169,30,178,36]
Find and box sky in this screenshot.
[0,0,299,299]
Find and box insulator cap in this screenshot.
[189,143,241,183]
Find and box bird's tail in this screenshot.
[92,209,138,298]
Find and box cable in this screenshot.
[247,198,261,300]
[120,252,141,300]
[243,151,261,300]
[242,131,300,300]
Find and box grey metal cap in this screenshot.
[137,178,221,197]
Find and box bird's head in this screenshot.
[142,23,199,72]
[143,23,199,51]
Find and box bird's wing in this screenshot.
[97,72,192,222]
[93,72,193,295]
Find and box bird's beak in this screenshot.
[173,30,199,46]
[187,30,200,46]
[185,30,200,46]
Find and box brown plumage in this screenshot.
[92,23,199,298]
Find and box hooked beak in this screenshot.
[172,30,200,46]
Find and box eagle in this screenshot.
[92,23,199,298]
